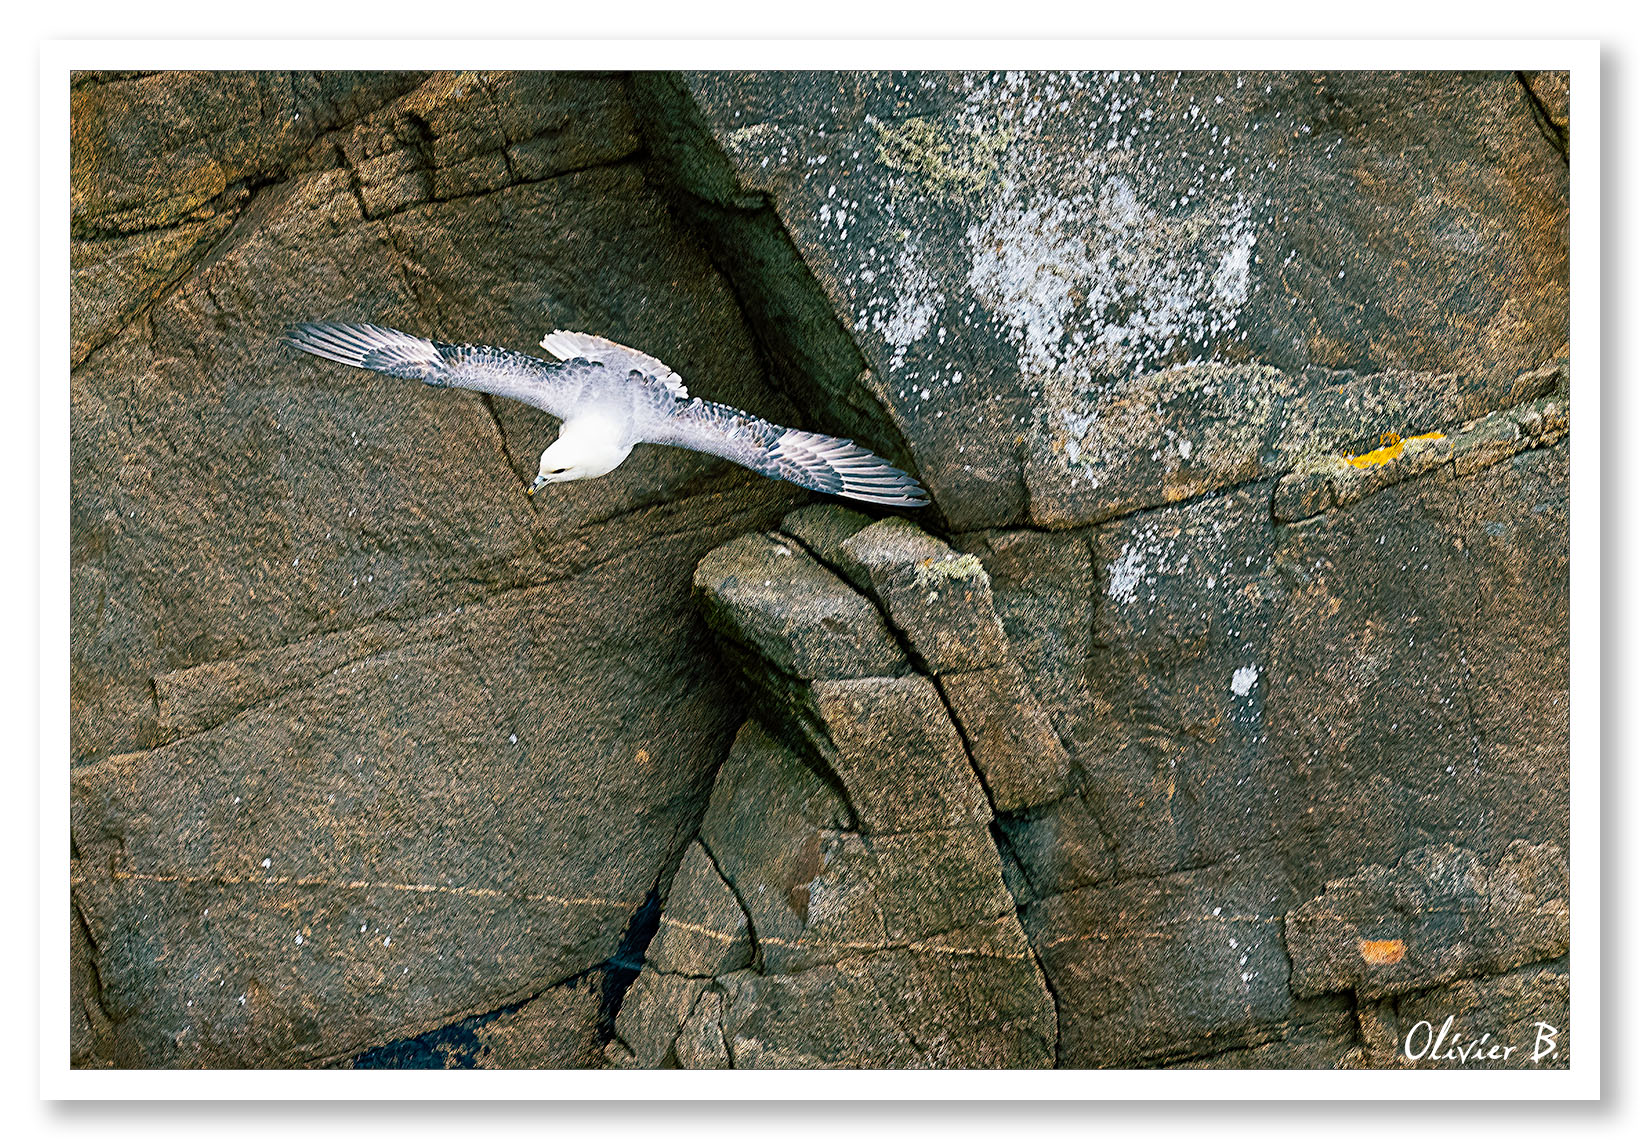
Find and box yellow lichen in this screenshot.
[1343,431,1445,469]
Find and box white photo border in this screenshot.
[40,37,1600,1100]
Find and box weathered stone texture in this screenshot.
[616,517,1058,1068]
[645,70,1568,531]
[1024,851,1335,1067]
[1285,842,1569,1002]
[1375,960,1570,1069]
[71,69,804,1068]
[73,68,1570,1071]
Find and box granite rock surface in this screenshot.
[72,68,1570,1069]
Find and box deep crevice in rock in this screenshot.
[351,996,529,1069]
[477,392,534,495]
[1515,71,1570,163]
[626,73,928,499]
[596,886,664,1043]
[69,880,119,1044]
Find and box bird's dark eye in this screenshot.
[548,467,568,474]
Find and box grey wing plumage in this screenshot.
[283,321,587,420]
[539,330,688,399]
[644,399,929,508]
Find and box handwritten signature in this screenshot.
[1403,1015,1562,1065]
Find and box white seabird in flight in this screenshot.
[282,322,929,508]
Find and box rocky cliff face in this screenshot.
[70,69,1570,1069]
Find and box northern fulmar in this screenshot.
[282,322,929,508]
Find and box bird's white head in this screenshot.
[530,419,632,493]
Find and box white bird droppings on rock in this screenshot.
[1107,543,1145,604]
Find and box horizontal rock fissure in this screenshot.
[73,173,287,245]
[71,865,645,913]
[1022,834,1289,912]
[1307,949,1573,1009]
[1137,1008,1356,1070]
[355,153,646,223]
[1274,378,1569,524]
[944,473,1281,542]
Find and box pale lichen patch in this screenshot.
[912,552,989,591]
[872,116,1013,202]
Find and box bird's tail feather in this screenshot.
[282,322,449,384]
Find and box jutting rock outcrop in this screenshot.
[606,508,1061,1067]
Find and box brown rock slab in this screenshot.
[835,517,1010,673]
[697,721,1008,975]
[1074,486,1287,881]
[778,503,874,577]
[71,570,753,1067]
[70,71,429,364]
[716,965,923,1069]
[693,532,907,683]
[994,791,1117,904]
[938,660,1074,813]
[1285,842,1569,1002]
[1267,442,1570,892]
[951,528,1094,744]
[607,969,709,1069]
[619,699,1053,1067]
[810,676,991,833]
[70,70,803,1068]
[718,929,1054,1069]
[1024,851,1306,1067]
[646,841,753,979]
[649,70,1567,529]
[672,988,733,1069]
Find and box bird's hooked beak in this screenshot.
[528,476,547,495]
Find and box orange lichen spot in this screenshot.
[1359,938,1406,965]
[634,748,651,765]
[1343,430,1445,469]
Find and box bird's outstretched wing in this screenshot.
[643,399,929,508]
[283,321,592,420]
[539,330,688,399]
[287,321,930,507]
